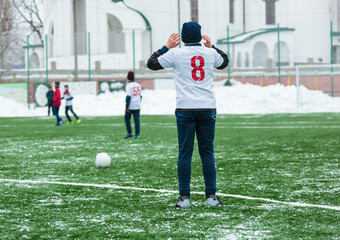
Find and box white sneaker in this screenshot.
[206,194,223,207]
[175,196,190,209]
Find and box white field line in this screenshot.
[218,126,340,129]
[0,178,339,211]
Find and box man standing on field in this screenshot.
[124,71,142,139]
[147,22,229,208]
[46,85,54,116]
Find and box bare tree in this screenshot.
[0,0,17,69]
[12,0,43,44]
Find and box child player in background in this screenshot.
[124,71,142,139]
[53,81,63,126]
[62,85,81,124]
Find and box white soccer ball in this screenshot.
[95,153,111,168]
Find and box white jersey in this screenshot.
[126,81,142,110]
[158,45,224,109]
[63,91,73,106]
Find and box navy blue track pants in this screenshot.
[175,110,217,196]
[65,106,79,122]
[125,109,140,136]
[53,106,62,123]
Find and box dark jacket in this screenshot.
[46,90,54,102]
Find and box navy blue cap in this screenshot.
[181,22,202,43]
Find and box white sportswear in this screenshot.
[126,81,142,110]
[158,45,224,109]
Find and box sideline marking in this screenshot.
[217,126,340,129]
[0,178,339,211]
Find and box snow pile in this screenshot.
[1,81,340,117]
[214,81,340,114]
[0,97,40,117]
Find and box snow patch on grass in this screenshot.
[217,221,272,239]
[18,226,31,232]
[0,209,11,213]
[123,228,145,233]
[37,198,63,206]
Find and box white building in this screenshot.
[31,0,340,70]
[217,0,338,68]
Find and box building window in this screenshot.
[30,52,40,69]
[264,0,276,25]
[333,46,340,64]
[274,41,290,66]
[107,14,125,53]
[237,52,242,67]
[191,0,198,22]
[230,0,234,23]
[245,52,250,67]
[253,41,269,67]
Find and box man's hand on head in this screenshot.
[202,35,213,48]
[165,33,181,49]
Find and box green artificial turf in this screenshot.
[0,113,339,239]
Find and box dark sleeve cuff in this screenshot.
[212,45,216,49]
[125,96,131,108]
[159,46,169,54]
[213,45,229,70]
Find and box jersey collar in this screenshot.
[185,43,201,47]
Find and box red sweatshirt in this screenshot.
[53,87,61,106]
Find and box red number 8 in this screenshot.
[191,56,205,81]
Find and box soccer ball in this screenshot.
[95,153,111,168]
